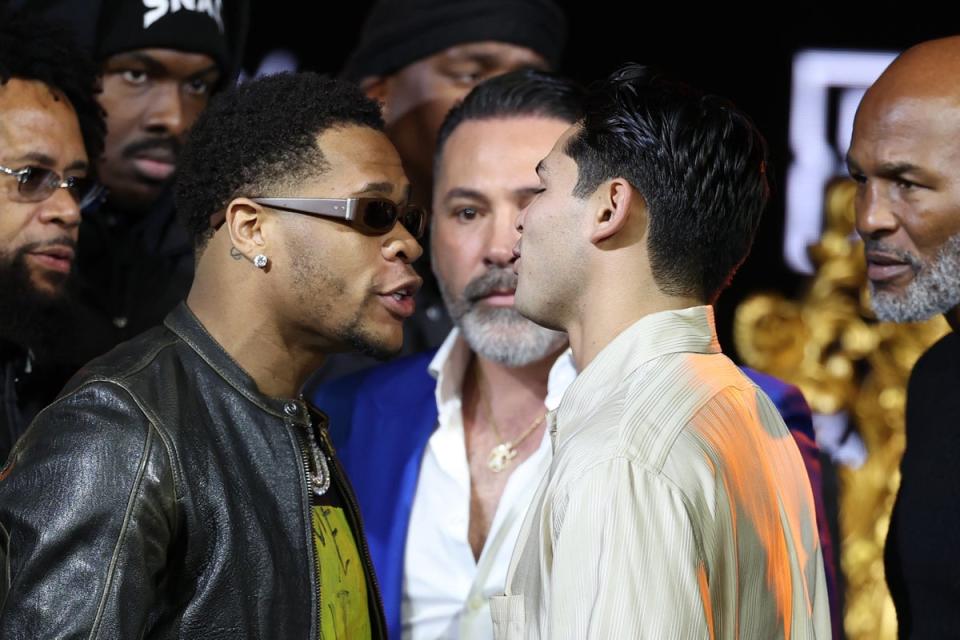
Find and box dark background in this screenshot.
[243,1,955,359]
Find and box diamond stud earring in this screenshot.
[253,254,268,269]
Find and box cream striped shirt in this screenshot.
[491,306,831,639]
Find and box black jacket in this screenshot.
[0,342,33,462]
[0,341,75,464]
[0,303,386,638]
[69,191,196,365]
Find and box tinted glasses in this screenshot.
[252,197,426,239]
[0,165,102,209]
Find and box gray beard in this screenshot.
[869,233,960,323]
[439,267,566,368]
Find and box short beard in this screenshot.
[868,233,960,323]
[286,232,399,361]
[335,308,399,361]
[0,248,76,360]
[439,266,566,368]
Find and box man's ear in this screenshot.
[589,178,644,245]
[224,197,268,261]
[359,75,390,115]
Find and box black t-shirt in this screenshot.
[885,330,960,639]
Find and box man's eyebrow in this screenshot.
[110,52,219,81]
[64,159,89,173]
[187,65,221,80]
[515,186,543,197]
[111,52,168,74]
[356,182,392,193]
[845,154,928,178]
[7,152,88,173]
[448,46,547,71]
[460,52,508,68]
[353,182,406,201]
[442,187,490,206]
[10,151,57,167]
[874,161,926,178]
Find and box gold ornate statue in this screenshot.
[734,178,949,639]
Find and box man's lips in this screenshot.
[27,245,75,274]
[474,289,516,307]
[865,252,916,284]
[377,277,423,319]
[132,156,176,181]
[129,146,177,180]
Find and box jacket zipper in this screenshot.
[315,420,388,640]
[290,422,322,639]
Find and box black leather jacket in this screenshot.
[0,304,386,639]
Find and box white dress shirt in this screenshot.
[492,306,831,639]
[401,329,576,640]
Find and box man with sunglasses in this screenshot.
[311,0,567,384]
[0,72,420,639]
[0,10,105,463]
[314,70,841,639]
[313,70,579,640]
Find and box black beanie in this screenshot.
[342,0,567,81]
[96,0,230,75]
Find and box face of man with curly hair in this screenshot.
[262,126,424,359]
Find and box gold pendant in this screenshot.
[488,442,517,473]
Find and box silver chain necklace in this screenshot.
[304,419,331,497]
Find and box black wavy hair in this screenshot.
[565,63,770,303]
[174,72,385,248]
[0,7,106,164]
[434,68,585,173]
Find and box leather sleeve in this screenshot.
[0,380,177,639]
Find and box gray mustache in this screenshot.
[464,268,518,302]
[864,239,922,269]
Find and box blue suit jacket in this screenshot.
[311,351,838,639]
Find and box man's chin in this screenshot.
[512,292,545,328]
[338,324,401,361]
[103,177,168,212]
[0,261,77,357]
[28,271,70,300]
[869,285,957,324]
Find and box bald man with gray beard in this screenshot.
[847,36,960,639]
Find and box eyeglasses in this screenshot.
[252,197,426,239]
[0,165,103,209]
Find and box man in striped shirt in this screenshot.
[493,64,832,638]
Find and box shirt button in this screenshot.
[283,402,298,416]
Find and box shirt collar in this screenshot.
[164,302,307,423]
[428,327,578,419]
[428,328,472,426]
[555,305,721,444]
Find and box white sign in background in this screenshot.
[785,49,898,274]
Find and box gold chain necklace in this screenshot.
[475,366,547,473]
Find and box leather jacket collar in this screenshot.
[164,302,312,425]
